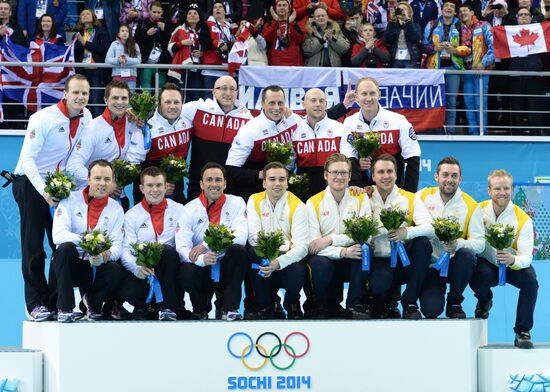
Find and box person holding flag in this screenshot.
[51,159,124,322]
[11,74,92,322]
[176,162,248,320]
[416,156,484,319]
[470,169,538,349]
[119,166,184,321]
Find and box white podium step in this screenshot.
[0,347,42,392]
[478,343,550,392]
[23,319,487,392]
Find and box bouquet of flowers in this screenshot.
[129,91,157,150]
[486,223,515,286]
[344,214,380,271]
[160,154,188,184]
[131,241,164,269]
[112,159,141,187]
[432,216,463,277]
[253,229,285,277]
[264,141,293,165]
[379,205,410,268]
[44,170,77,201]
[80,229,112,256]
[203,224,235,282]
[131,241,164,303]
[288,173,310,201]
[349,131,381,158]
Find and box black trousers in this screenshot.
[118,245,180,310]
[52,242,122,312]
[308,255,368,308]
[419,248,477,318]
[12,175,56,312]
[248,249,305,312]
[369,236,432,306]
[132,159,187,205]
[178,244,247,313]
[470,257,538,333]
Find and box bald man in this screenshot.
[181,75,253,199]
[291,88,346,200]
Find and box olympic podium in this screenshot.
[23,318,486,392]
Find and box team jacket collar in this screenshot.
[140,198,168,237]
[82,186,109,229]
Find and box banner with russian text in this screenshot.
[238,66,342,115]
[341,68,446,132]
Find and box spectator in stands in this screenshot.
[33,13,65,45]
[262,0,306,66]
[459,2,494,135]
[244,0,271,20]
[383,2,422,68]
[341,7,362,66]
[120,0,153,36]
[167,3,212,101]
[410,0,440,31]
[75,8,109,117]
[482,0,510,134]
[350,21,389,67]
[203,0,242,27]
[135,1,170,93]
[423,0,471,134]
[235,17,268,65]
[202,1,236,92]
[17,0,66,39]
[302,6,350,67]
[470,169,538,349]
[106,24,142,92]
[85,0,121,42]
[294,0,343,25]
[502,0,544,24]
[0,0,27,46]
[540,0,550,19]
[508,6,544,135]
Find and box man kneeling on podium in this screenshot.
[51,160,124,322]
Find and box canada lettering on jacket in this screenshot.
[156,130,190,150]
[295,139,338,155]
[260,132,292,150]
[201,113,247,130]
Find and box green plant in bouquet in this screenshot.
[203,224,235,253]
[80,229,112,256]
[44,170,76,200]
[344,214,380,244]
[160,154,188,183]
[129,91,157,126]
[254,229,285,260]
[112,159,140,187]
[379,205,408,231]
[432,216,463,242]
[264,141,293,165]
[350,132,381,158]
[485,223,515,250]
[131,241,164,269]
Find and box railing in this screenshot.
[1,62,549,136]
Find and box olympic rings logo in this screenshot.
[227,331,310,371]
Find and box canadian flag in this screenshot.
[228,22,251,76]
[493,22,550,59]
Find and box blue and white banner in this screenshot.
[238,66,342,114]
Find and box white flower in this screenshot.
[96,234,105,242]
[138,243,145,251]
[84,233,94,241]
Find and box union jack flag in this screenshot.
[362,0,381,24]
[0,35,75,121]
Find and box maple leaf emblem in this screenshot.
[512,28,538,47]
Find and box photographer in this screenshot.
[341,8,362,66]
[261,0,305,66]
[203,0,236,91]
[500,0,544,24]
[384,2,422,68]
[293,0,344,25]
[302,7,350,67]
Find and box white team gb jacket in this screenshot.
[14,102,92,195]
[66,113,146,189]
[175,195,248,267]
[121,199,185,276]
[52,191,124,260]
[306,187,372,259]
[247,191,309,269]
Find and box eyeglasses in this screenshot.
[327,170,350,178]
[517,13,531,16]
[214,86,238,92]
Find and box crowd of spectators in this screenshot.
[0,0,549,134]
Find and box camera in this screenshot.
[395,7,403,15]
[312,0,319,3]
[216,42,233,61]
[490,3,503,9]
